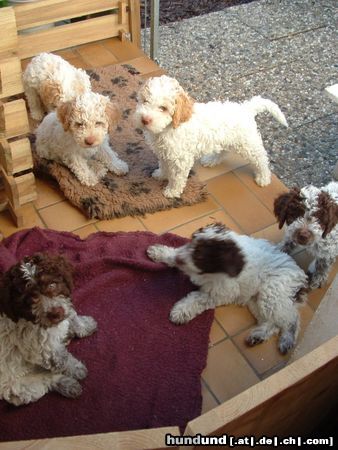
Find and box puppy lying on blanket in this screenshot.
[136,75,288,198]
[148,223,307,354]
[0,253,97,405]
[274,181,338,290]
[35,91,129,186]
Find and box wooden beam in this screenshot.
[0,57,24,99]
[0,7,18,59]
[18,14,127,59]
[128,0,141,48]
[185,335,338,442]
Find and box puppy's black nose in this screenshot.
[294,228,313,245]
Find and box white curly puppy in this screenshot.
[23,52,91,121]
[274,181,338,290]
[35,91,129,186]
[135,75,288,198]
[0,253,97,406]
[147,223,307,354]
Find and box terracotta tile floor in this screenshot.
[1,38,337,414]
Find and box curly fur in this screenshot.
[0,253,97,406]
[135,75,288,198]
[23,52,91,121]
[147,223,307,354]
[35,92,129,186]
[274,181,338,289]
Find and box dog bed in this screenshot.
[32,64,207,220]
[0,227,213,441]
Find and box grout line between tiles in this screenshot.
[201,377,221,407]
[229,334,265,381]
[166,207,222,235]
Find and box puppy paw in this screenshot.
[278,336,295,355]
[245,333,265,347]
[55,376,82,398]
[163,187,182,199]
[254,172,271,187]
[152,168,166,180]
[169,303,193,325]
[147,244,171,263]
[78,172,100,187]
[89,160,108,179]
[30,109,45,122]
[74,316,98,338]
[65,360,88,381]
[200,154,220,167]
[110,159,129,176]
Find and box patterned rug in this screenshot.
[32,64,207,220]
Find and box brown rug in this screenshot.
[32,64,207,220]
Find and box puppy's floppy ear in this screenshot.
[57,101,73,131]
[273,187,305,229]
[39,80,62,111]
[314,191,338,238]
[105,101,120,133]
[172,91,194,129]
[192,238,245,277]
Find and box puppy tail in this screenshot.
[246,96,288,127]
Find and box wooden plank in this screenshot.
[185,335,338,444]
[13,0,120,31]
[0,57,24,99]
[0,137,33,175]
[0,7,18,59]
[0,426,180,449]
[0,99,30,140]
[1,165,20,209]
[128,0,141,48]
[290,276,338,362]
[7,201,24,228]
[17,14,127,59]
[16,171,37,205]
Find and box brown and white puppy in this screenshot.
[0,253,97,406]
[135,75,288,198]
[23,52,91,121]
[274,181,338,289]
[35,91,129,186]
[147,223,307,354]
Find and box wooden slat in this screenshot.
[0,7,18,59]
[0,426,180,450]
[128,0,141,48]
[0,57,24,99]
[185,335,338,444]
[16,172,37,205]
[0,99,30,140]
[0,137,33,175]
[13,0,121,31]
[1,165,20,209]
[18,14,129,59]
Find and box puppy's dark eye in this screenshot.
[159,106,167,112]
[48,282,57,289]
[75,122,84,128]
[95,121,104,127]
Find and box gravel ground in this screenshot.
[141,0,255,25]
[142,0,337,188]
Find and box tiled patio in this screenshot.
[1,37,337,416]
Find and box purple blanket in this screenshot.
[0,228,213,441]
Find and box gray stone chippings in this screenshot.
[144,0,337,187]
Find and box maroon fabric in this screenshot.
[0,228,213,442]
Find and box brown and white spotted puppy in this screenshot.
[147,223,307,354]
[274,181,338,290]
[0,253,97,406]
